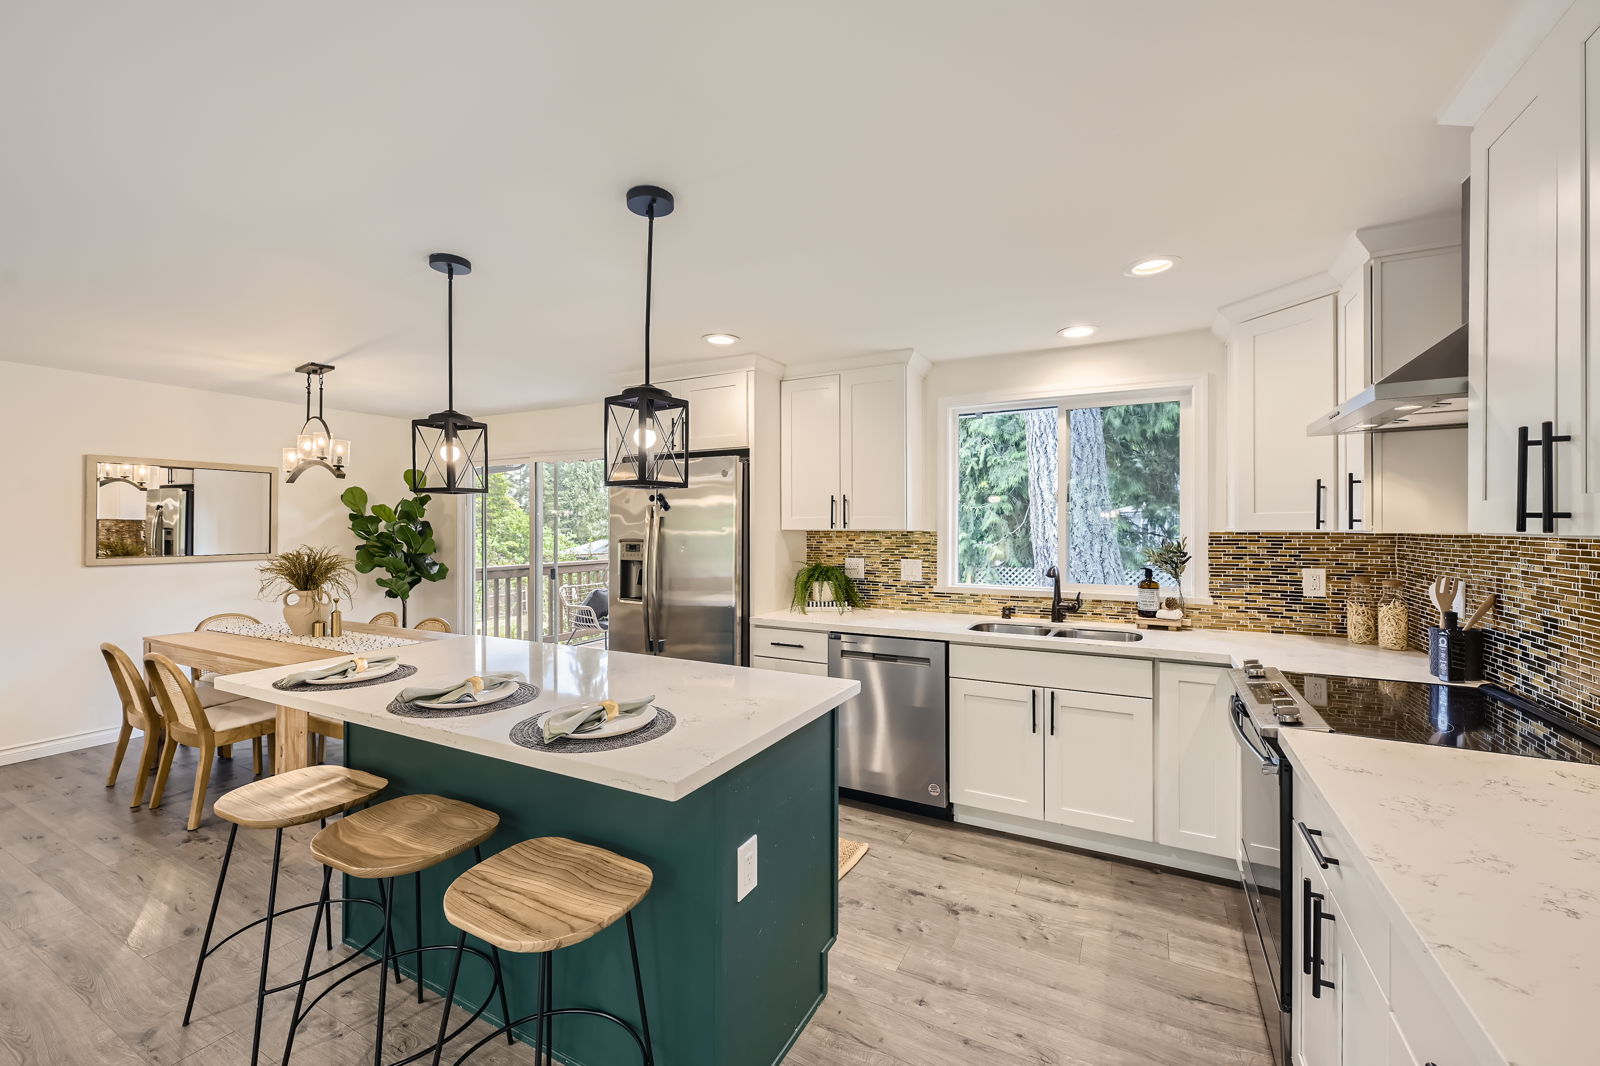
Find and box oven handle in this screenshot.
[1231,699,1281,775]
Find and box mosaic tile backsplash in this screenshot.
[805,529,1600,733]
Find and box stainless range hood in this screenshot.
[1306,324,1466,436]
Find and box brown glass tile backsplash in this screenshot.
[805,529,1600,732]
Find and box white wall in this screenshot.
[917,329,1229,532]
[0,360,457,764]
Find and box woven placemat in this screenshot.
[273,664,419,692]
[387,682,541,719]
[508,707,677,752]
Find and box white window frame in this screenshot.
[937,376,1209,602]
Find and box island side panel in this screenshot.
[342,714,838,1066]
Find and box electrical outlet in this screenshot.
[1301,568,1328,598]
[736,835,758,901]
[1302,675,1328,707]
[843,557,865,580]
[900,559,923,582]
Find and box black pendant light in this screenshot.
[412,252,488,494]
[281,362,350,483]
[604,185,689,489]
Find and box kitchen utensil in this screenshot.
[1428,576,1460,624]
[1462,594,1497,630]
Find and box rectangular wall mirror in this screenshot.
[84,455,277,566]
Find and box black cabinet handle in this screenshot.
[1346,471,1362,530]
[842,494,850,529]
[768,641,805,649]
[1299,822,1340,868]
[1031,689,1038,734]
[829,494,837,529]
[1519,421,1573,532]
[1048,691,1056,736]
[1516,425,1531,532]
[1301,878,1315,975]
[1314,478,1327,529]
[1310,891,1336,998]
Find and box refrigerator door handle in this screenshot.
[646,497,666,653]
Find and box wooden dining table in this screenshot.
[142,621,457,773]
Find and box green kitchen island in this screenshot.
[218,634,860,1066]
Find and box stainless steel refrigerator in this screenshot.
[609,454,747,664]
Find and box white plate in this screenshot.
[564,705,658,740]
[305,661,400,685]
[414,682,520,710]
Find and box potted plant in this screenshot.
[258,545,357,635]
[1142,536,1192,615]
[342,469,449,627]
[791,562,864,614]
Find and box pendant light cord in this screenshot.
[316,370,325,420]
[644,200,656,385]
[303,371,312,423]
[446,264,456,411]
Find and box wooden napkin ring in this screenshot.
[600,699,620,720]
[352,658,368,674]
[467,676,485,694]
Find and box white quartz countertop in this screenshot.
[216,636,859,801]
[1280,729,1600,1066]
[752,608,1434,682]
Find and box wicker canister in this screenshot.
[1346,576,1376,645]
[1377,579,1409,650]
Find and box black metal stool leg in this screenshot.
[373,879,395,1066]
[414,871,425,1003]
[626,913,655,1065]
[248,828,285,1066]
[377,879,402,984]
[319,818,332,951]
[429,931,467,1066]
[470,846,514,1047]
[282,865,332,1065]
[542,952,555,1066]
[183,821,237,1026]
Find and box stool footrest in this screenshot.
[201,895,384,967]
[449,1007,650,1066]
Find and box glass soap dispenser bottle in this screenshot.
[1136,567,1160,619]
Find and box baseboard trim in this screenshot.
[953,805,1240,881]
[0,726,122,768]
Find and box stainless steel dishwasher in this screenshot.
[828,632,949,814]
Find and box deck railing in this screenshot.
[475,560,607,641]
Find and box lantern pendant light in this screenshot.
[604,185,689,489]
[281,362,350,483]
[411,252,488,494]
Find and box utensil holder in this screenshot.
[1428,626,1484,682]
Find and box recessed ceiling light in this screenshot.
[1125,256,1180,277]
[702,333,739,346]
[1057,325,1098,339]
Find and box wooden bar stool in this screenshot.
[434,837,656,1066]
[290,794,508,1066]
[185,765,389,1066]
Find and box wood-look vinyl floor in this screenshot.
[0,741,1271,1065]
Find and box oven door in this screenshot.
[1233,695,1290,1064]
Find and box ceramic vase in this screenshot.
[282,589,331,636]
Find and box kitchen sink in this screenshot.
[967,622,1057,636]
[967,622,1144,643]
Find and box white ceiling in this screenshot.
[0,1,1513,416]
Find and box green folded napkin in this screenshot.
[541,695,655,742]
[285,655,398,685]
[399,672,523,705]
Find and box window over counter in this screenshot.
[945,386,1199,597]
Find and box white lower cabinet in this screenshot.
[751,655,827,676]
[949,678,1044,819]
[1042,688,1153,839]
[1155,664,1238,858]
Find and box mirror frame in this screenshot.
[83,454,279,567]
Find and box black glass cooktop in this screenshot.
[1281,673,1600,765]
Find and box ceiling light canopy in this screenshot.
[281,363,350,483]
[605,185,690,490]
[411,253,488,494]
[1125,255,1180,277]
[702,333,739,346]
[1057,325,1098,339]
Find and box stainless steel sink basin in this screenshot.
[967,622,1056,636]
[1051,627,1144,643]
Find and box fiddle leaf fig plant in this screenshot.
[342,468,448,625]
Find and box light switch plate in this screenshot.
[736,835,758,901]
[844,557,865,579]
[1301,568,1327,598]
[900,559,923,582]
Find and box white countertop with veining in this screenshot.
[752,608,1435,681]
[216,636,859,801]
[1281,729,1600,1066]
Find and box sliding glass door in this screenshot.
[469,457,608,643]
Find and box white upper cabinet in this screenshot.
[1468,1,1592,534]
[780,358,923,530]
[652,370,752,452]
[1227,295,1340,530]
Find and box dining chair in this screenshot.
[101,643,167,809]
[368,611,400,627]
[144,653,278,831]
[414,617,452,633]
[191,612,262,760]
